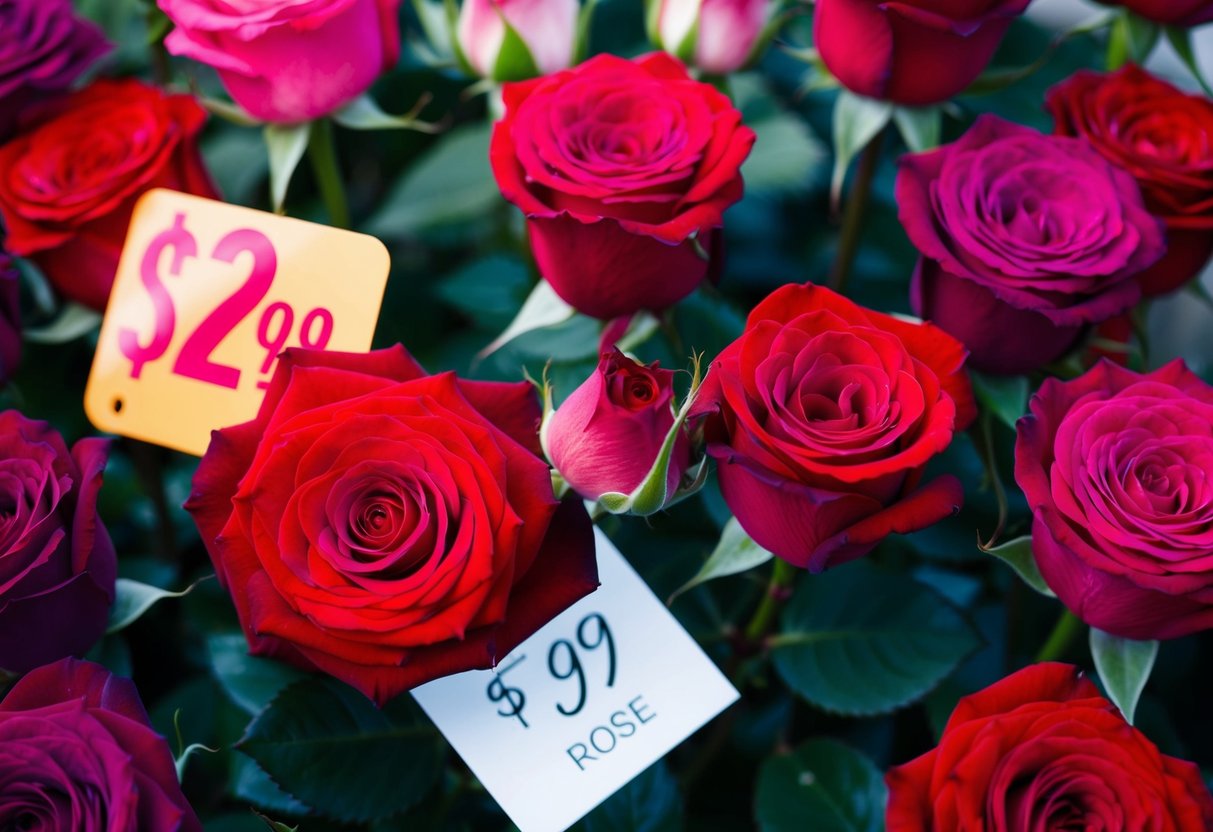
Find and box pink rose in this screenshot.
[541,349,690,502]
[457,0,578,80]
[657,0,770,74]
[157,0,401,123]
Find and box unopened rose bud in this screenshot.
[457,0,579,81]
[542,349,690,504]
[656,0,771,74]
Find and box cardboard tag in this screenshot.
[84,189,390,455]
[412,529,739,832]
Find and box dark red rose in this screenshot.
[897,115,1165,375]
[0,658,201,831]
[887,663,1213,831]
[186,345,599,706]
[0,251,19,383]
[1095,0,1213,26]
[1015,359,1213,640]
[0,0,110,141]
[690,283,976,571]
[0,410,113,674]
[1049,65,1213,296]
[490,52,755,320]
[0,78,218,311]
[814,0,1030,106]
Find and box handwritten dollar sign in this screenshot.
[486,656,529,728]
[119,212,196,379]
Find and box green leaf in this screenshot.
[331,94,440,133]
[491,18,541,82]
[207,633,311,716]
[971,371,1029,431]
[831,91,892,206]
[755,739,886,832]
[581,762,683,832]
[238,678,443,823]
[253,812,299,832]
[231,755,309,817]
[435,255,531,330]
[106,577,205,634]
[477,279,575,360]
[23,302,101,344]
[770,561,981,715]
[982,535,1055,598]
[1107,11,1159,69]
[741,110,827,196]
[365,123,497,238]
[264,123,311,213]
[669,517,774,603]
[175,742,218,783]
[892,105,942,153]
[1165,27,1213,95]
[1090,628,1158,725]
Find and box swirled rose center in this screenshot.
[1122,107,1213,165]
[608,365,661,410]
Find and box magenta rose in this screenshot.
[0,0,110,141]
[541,348,690,502]
[1096,0,1213,26]
[158,0,401,123]
[1015,359,1213,640]
[490,52,755,320]
[0,658,201,831]
[0,411,114,673]
[897,115,1165,375]
[814,0,1030,106]
[0,252,19,383]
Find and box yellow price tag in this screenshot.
[85,189,390,456]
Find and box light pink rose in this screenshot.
[157,0,401,123]
[658,0,770,74]
[456,0,578,80]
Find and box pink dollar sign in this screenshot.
[119,212,196,379]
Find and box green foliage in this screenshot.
[1090,629,1159,726]
[580,762,683,832]
[756,739,886,832]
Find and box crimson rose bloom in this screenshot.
[0,251,19,383]
[542,348,689,502]
[1096,0,1213,26]
[186,345,599,705]
[490,52,755,320]
[887,663,1213,831]
[1048,65,1213,296]
[158,0,400,123]
[0,78,217,311]
[814,0,1030,106]
[0,410,113,674]
[0,659,201,831]
[897,115,1165,375]
[1015,359,1213,640]
[0,0,110,141]
[691,283,976,571]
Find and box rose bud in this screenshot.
[1095,0,1213,27]
[0,411,114,674]
[491,52,755,320]
[456,0,579,80]
[541,349,691,511]
[1015,359,1213,640]
[655,0,772,75]
[186,345,599,705]
[691,283,976,572]
[0,79,218,311]
[814,0,1030,106]
[896,115,1165,375]
[0,659,202,831]
[0,0,110,141]
[157,0,401,123]
[0,252,20,383]
[1048,65,1213,297]
[887,663,1213,831]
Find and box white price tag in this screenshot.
[412,529,739,832]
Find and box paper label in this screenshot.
[84,189,390,455]
[412,529,739,832]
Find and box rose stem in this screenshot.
[125,438,179,562]
[1035,609,1084,663]
[307,118,351,230]
[146,8,172,87]
[743,558,799,645]
[975,410,1009,549]
[828,127,885,294]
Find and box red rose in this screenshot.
[814,0,1030,106]
[691,283,976,571]
[0,659,202,831]
[1015,359,1213,640]
[186,346,599,705]
[1095,0,1213,27]
[490,52,755,320]
[1048,65,1213,296]
[0,78,218,311]
[887,663,1213,831]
